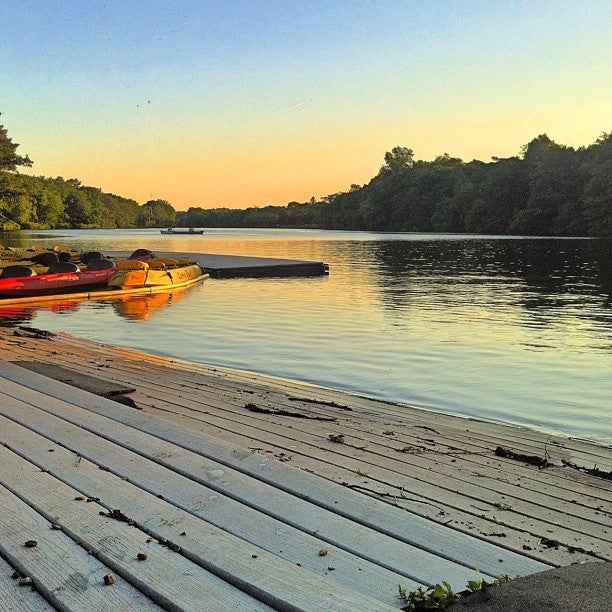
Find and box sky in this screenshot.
[1,0,610,210]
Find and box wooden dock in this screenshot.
[0,327,610,610]
[107,251,330,279]
[194,254,329,279]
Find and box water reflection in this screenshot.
[0,300,79,326]
[367,238,612,327]
[1,229,609,442]
[0,285,197,326]
[111,288,194,320]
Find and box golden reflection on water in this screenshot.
[1,229,609,443]
[0,285,197,325]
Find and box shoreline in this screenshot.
[1,325,610,568]
[0,325,610,608]
[95,344,612,452]
[211,364,612,451]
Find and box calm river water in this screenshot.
[1,229,610,445]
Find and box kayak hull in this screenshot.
[0,268,116,298]
[108,262,204,289]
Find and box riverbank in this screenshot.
[0,326,610,609]
[7,230,610,445]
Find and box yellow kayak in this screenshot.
[108,258,204,289]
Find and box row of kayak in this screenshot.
[0,244,80,263]
[0,248,206,299]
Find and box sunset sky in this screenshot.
[2,0,610,210]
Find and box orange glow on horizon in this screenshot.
[20,105,609,212]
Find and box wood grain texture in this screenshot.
[0,326,610,612]
[0,477,161,611]
[0,364,553,577]
[0,553,54,612]
[0,409,422,606]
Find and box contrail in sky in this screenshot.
[289,102,305,110]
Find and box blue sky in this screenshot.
[1,0,610,208]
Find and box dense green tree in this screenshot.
[380,146,415,174]
[63,190,97,227]
[407,162,464,231]
[0,121,32,171]
[285,201,313,226]
[32,188,64,228]
[242,206,280,227]
[432,174,473,232]
[581,133,612,237]
[510,136,587,235]
[144,199,176,227]
[0,117,609,236]
[465,157,529,234]
[179,206,242,228]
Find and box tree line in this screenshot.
[1,117,610,236]
[178,133,611,237]
[0,120,176,230]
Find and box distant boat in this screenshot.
[160,227,204,234]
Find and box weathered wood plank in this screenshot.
[3,349,610,571]
[0,480,161,611]
[92,353,609,498]
[0,412,423,606]
[71,366,608,542]
[0,364,552,577]
[15,333,610,484]
[1,330,609,572]
[93,386,612,520]
[4,445,384,611]
[4,329,610,477]
[103,344,611,466]
[11,360,136,397]
[216,423,611,532]
[9,339,608,517]
[0,388,499,588]
[127,384,612,513]
[0,553,55,612]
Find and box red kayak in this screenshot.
[0,259,117,298]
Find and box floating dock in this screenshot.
[106,252,330,279]
[195,253,329,278]
[0,252,328,306]
[0,328,609,610]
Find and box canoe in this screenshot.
[0,259,117,298]
[108,258,205,289]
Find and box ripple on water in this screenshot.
[7,229,611,445]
